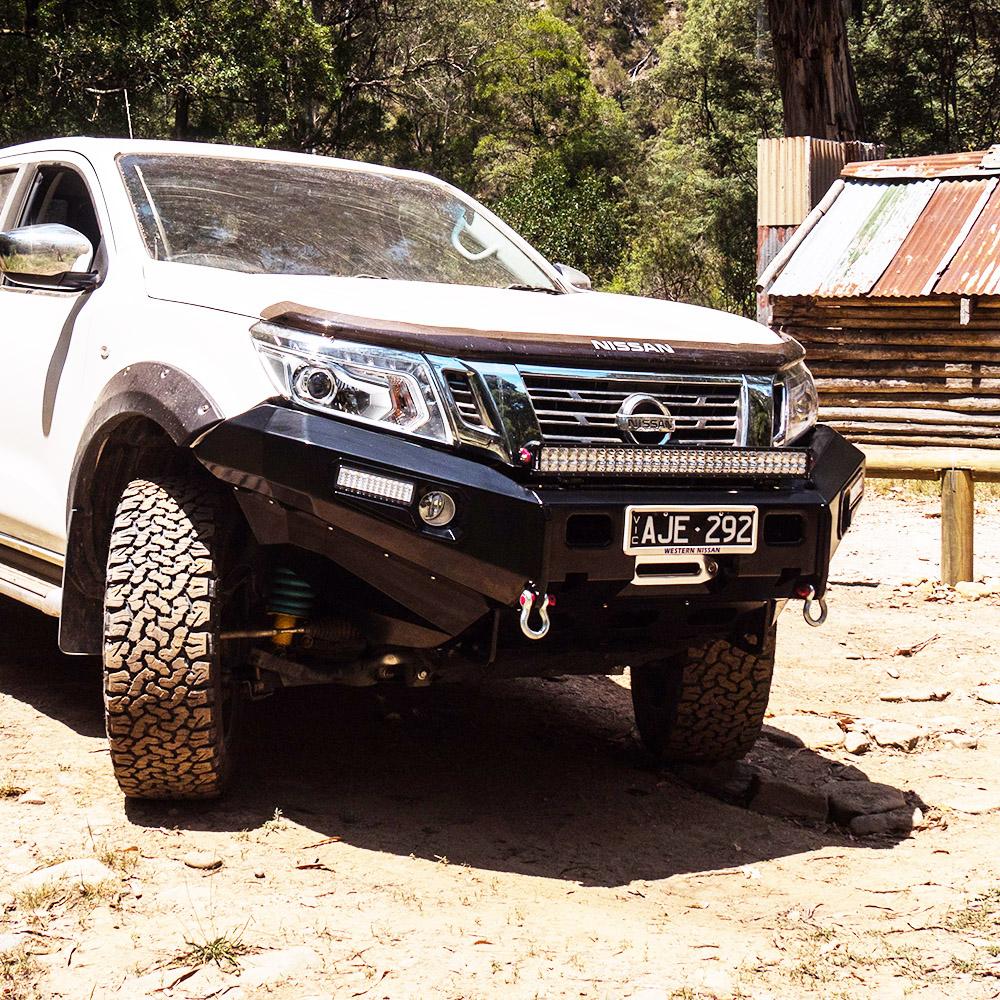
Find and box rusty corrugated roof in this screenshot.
[843,148,998,180]
[869,179,997,297]
[766,145,1000,300]
[935,184,1000,296]
[768,181,937,298]
[816,181,936,297]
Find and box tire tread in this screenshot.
[631,628,776,763]
[103,476,230,799]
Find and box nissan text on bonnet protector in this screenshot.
[0,138,864,798]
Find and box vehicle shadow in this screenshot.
[138,676,914,888]
[0,598,913,888]
[0,597,104,738]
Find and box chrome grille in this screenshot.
[443,370,484,426]
[520,370,744,446]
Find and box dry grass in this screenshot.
[12,883,64,913]
[13,878,120,916]
[0,943,42,1000]
[944,887,1000,934]
[97,844,140,876]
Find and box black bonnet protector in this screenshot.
[260,301,805,373]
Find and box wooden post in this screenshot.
[941,469,974,585]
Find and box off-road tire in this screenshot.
[630,627,776,763]
[103,475,242,799]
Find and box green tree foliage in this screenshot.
[0,1,997,315]
[851,0,1000,153]
[613,0,781,314]
[473,11,635,284]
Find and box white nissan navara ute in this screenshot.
[0,138,864,799]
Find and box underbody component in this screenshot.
[518,586,553,640]
[267,566,314,647]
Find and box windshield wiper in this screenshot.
[351,273,389,279]
[505,283,562,294]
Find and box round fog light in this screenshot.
[419,490,456,527]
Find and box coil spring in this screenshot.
[267,566,315,618]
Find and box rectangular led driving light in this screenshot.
[336,466,415,504]
[537,446,810,478]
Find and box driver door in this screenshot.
[0,156,107,555]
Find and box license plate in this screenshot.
[624,505,758,555]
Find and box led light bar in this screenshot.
[537,446,810,478]
[336,465,415,504]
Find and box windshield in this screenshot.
[119,154,557,290]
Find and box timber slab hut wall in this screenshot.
[757,142,1000,452]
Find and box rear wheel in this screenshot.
[103,475,245,799]
[630,627,776,763]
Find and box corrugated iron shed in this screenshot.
[842,148,999,180]
[816,181,936,297]
[869,179,997,297]
[766,147,1000,300]
[935,183,1000,297]
[761,141,1000,456]
[768,182,884,296]
[757,137,882,226]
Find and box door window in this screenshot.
[0,171,16,221]
[18,166,102,251]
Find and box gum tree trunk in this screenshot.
[766,0,865,140]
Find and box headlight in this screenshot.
[252,323,453,445]
[774,360,818,445]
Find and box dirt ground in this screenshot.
[2,491,999,1000]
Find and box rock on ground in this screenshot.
[14,858,117,892]
[939,733,978,750]
[867,721,924,752]
[954,581,996,600]
[670,761,758,804]
[826,782,907,823]
[182,850,223,871]
[749,775,829,822]
[975,684,1000,705]
[849,807,920,836]
[844,732,871,755]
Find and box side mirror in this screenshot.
[554,262,592,291]
[0,223,98,291]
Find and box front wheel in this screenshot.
[630,627,776,763]
[103,475,245,799]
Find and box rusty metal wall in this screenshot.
[757,137,883,227]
